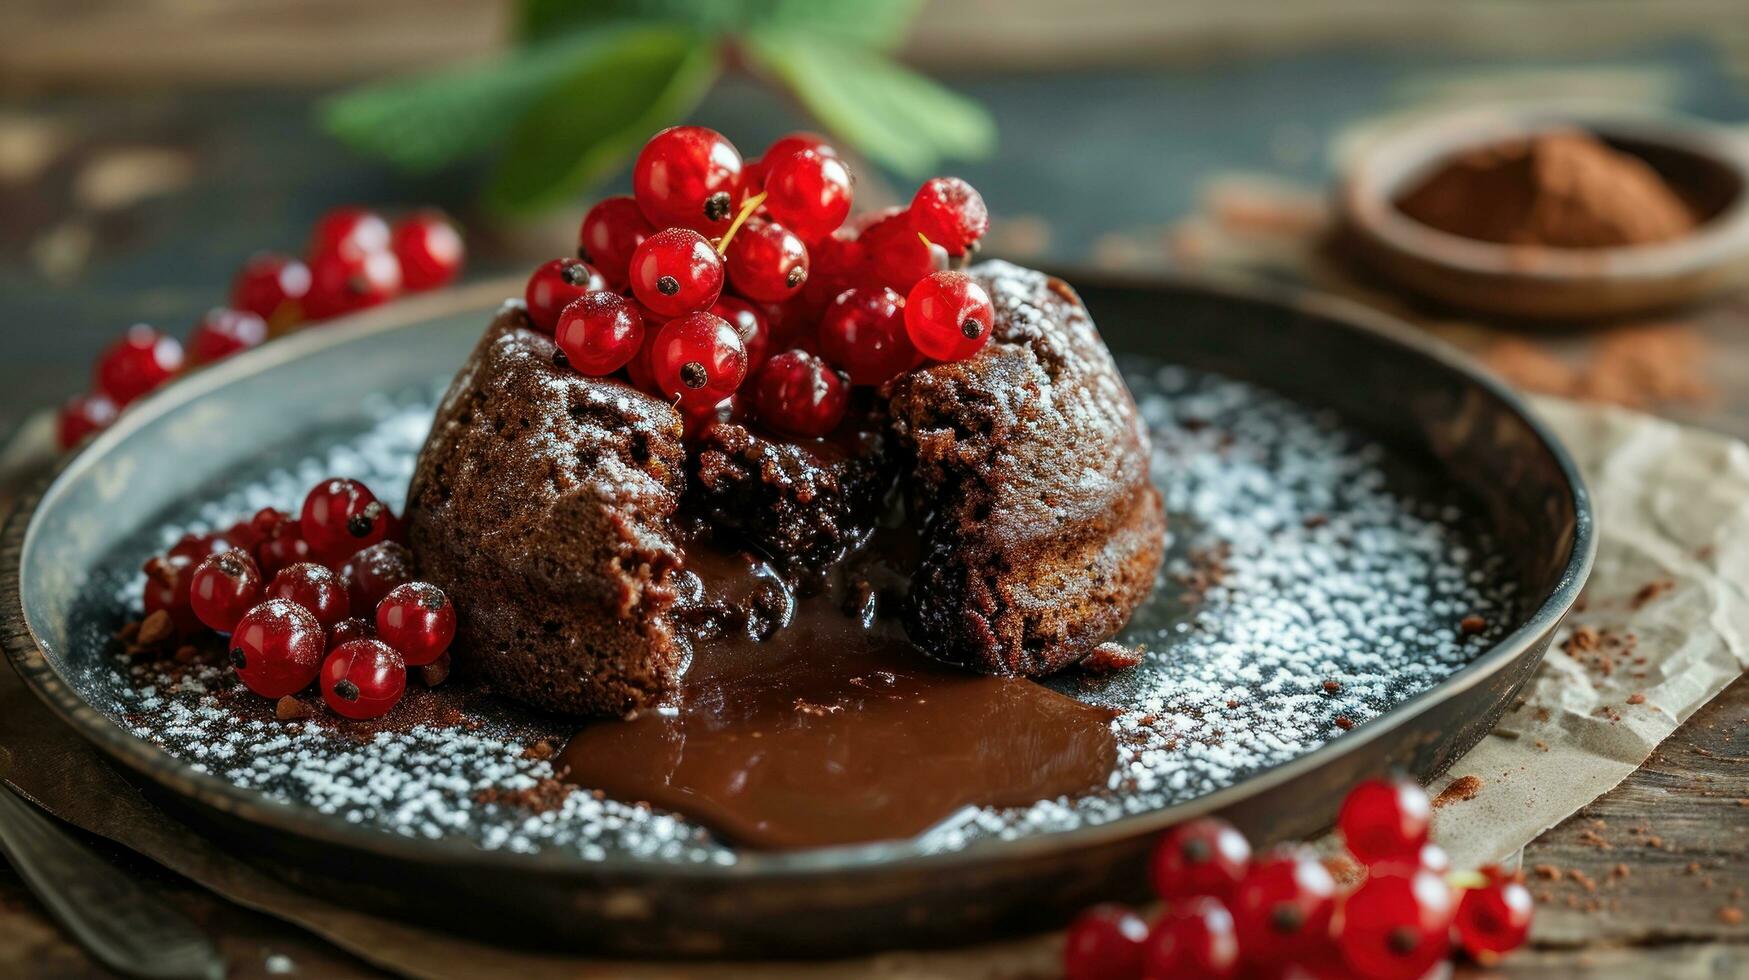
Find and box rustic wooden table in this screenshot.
[1,34,1746,980]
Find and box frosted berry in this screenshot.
[309,207,390,260]
[300,478,392,564]
[320,639,406,720]
[1229,846,1337,970]
[266,562,351,633]
[857,210,944,292]
[578,196,654,286]
[649,312,747,408]
[524,257,606,333]
[188,308,268,364]
[555,291,645,376]
[905,271,993,362]
[681,395,741,441]
[1454,866,1533,960]
[1150,817,1252,902]
[818,286,916,386]
[1333,866,1455,980]
[95,325,183,405]
[230,599,325,698]
[763,149,853,242]
[391,210,464,290]
[56,392,118,450]
[303,249,401,320]
[723,219,808,303]
[908,177,988,255]
[624,320,663,395]
[327,616,376,651]
[190,551,265,634]
[632,125,743,233]
[709,297,771,372]
[751,350,848,438]
[339,541,415,611]
[1338,776,1432,865]
[253,510,311,577]
[231,253,311,325]
[1142,897,1241,979]
[629,228,724,318]
[1062,903,1148,980]
[145,535,228,638]
[375,582,456,667]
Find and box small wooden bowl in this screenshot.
[1337,106,1749,321]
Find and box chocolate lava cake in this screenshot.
[406,261,1165,716]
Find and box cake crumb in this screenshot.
[1459,615,1487,635]
[1434,775,1483,808]
[1334,716,1354,731]
[522,740,556,761]
[275,696,313,721]
[1721,906,1744,925]
[1081,642,1145,674]
[136,610,174,646]
[1631,580,1674,609]
[1627,693,1647,705]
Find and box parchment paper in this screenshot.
[2,392,1747,979]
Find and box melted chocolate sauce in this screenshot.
[557,521,1118,850]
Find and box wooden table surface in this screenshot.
[2,32,1747,980]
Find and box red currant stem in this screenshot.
[716,192,767,256]
[917,231,934,250]
[1447,869,1489,890]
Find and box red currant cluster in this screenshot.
[140,477,455,721]
[1064,776,1534,980]
[58,209,465,451]
[532,126,994,438]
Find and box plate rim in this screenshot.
[0,270,1596,881]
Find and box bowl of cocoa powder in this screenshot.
[1338,106,1749,320]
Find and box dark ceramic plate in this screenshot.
[1,273,1592,957]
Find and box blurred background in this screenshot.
[5,0,1749,442]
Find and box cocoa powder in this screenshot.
[1397,130,1696,248]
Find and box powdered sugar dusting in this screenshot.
[85,361,1513,861]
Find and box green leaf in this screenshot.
[320,29,630,174]
[517,0,921,50]
[745,31,995,175]
[485,29,719,216]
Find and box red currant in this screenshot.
[624,320,663,394]
[1063,903,1148,980]
[740,132,836,198]
[524,257,606,333]
[555,291,645,376]
[299,478,392,564]
[709,296,771,371]
[231,253,311,326]
[632,125,743,233]
[338,541,415,611]
[724,219,808,303]
[751,349,848,438]
[189,307,268,364]
[1338,777,1432,866]
[908,177,989,255]
[391,210,464,290]
[681,395,741,441]
[253,511,311,577]
[95,325,183,405]
[1453,866,1533,960]
[327,616,376,651]
[1333,866,1455,980]
[309,207,391,260]
[266,562,351,633]
[905,270,994,362]
[375,582,456,667]
[857,210,945,292]
[1150,817,1252,902]
[648,313,747,408]
[190,551,265,634]
[303,249,402,320]
[320,639,406,720]
[629,228,724,318]
[1230,846,1338,970]
[230,599,325,698]
[763,149,853,242]
[818,286,916,386]
[1142,897,1241,979]
[56,392,118,450]
[578,196,655,286]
